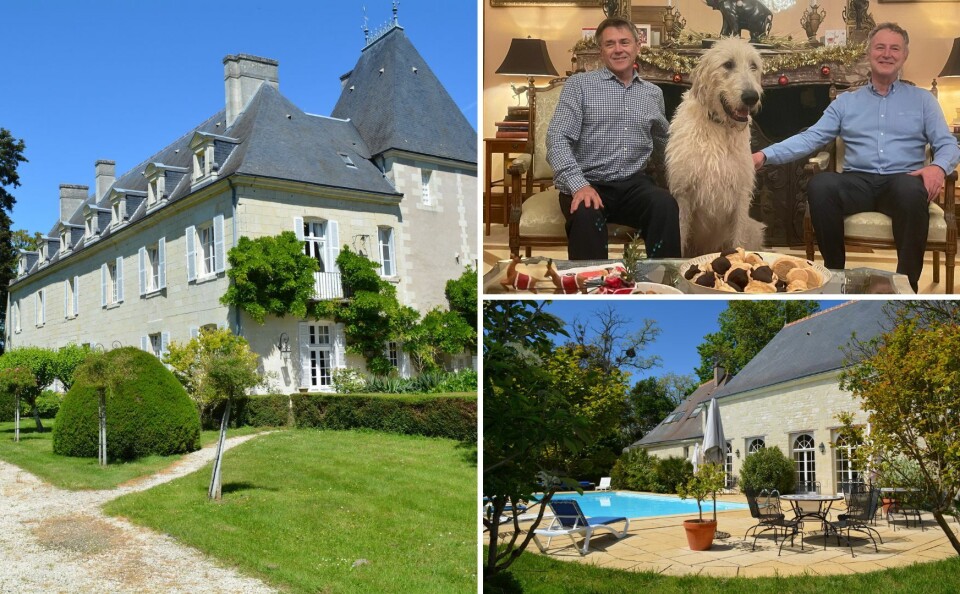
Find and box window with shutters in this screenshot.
[304,221,329,272]
[65,276,79,318]
[378,226,395,277]
[186,215,225,283]
[102,257,124,307]
[109,261,119,303]
[139,238,166,295]
[12,300,20,333]
[149,333,162,357]
[303,323,333,389]
[35,289,45,327]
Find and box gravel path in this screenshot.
[0,433,278,594]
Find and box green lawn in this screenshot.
[486,549,960,594]
[104,429,476,594]
[0,419,265,490]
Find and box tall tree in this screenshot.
[10,229,43,252]
[0,129,29,355]
[621,373,697,447]
[567,305,661,375]
[838,301,960,555]
[694,301,819,382]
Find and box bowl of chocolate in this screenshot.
[678,249,831,294]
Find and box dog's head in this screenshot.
[690,37,764,127]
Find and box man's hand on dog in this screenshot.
[907,165,946,203]
[570,186,604,212]
[751,151,766,170]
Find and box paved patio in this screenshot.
[498,492,958,577]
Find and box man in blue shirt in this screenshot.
[753,22,960,292]
[548,17,680,260]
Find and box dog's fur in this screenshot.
[666,37,766,257]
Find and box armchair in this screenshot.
[801,85,957,294]
[507,78,639,257]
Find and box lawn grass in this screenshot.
[0,420,266,490]
[104,429,476,594]
[486,549,960,594]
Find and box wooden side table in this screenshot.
[484,137,528,236]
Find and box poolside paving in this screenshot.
[495,492,958,577]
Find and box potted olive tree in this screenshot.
[677,462,727,550]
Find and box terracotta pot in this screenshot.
[881,497,895,516]
[682,519,717,551]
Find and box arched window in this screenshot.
[793,433,816,492]
[835,434,862,494]
[747,438,765,455]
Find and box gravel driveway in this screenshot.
[0,434,278,593]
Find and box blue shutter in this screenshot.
[115,256,124,302]
[158,237,166,289]
[186,226,196,281]
[213,214,225,273]
[327,220,340,273]
[101,263,107,307]
[138,246,146,296]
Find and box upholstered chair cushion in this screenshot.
[844,201,947,243]
[519,189,565,237]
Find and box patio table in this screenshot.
[483,257,913,295]
[781,493,844,544]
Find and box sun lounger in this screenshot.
[596,477,612,491]
[533,499,630,555]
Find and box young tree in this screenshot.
[206,349,260,501]
[53,343,93,390]
[72,351,113,465]
[0,347,57,431]
[839,301,960,555]
[445,267,477,331]
[694,301,819,382]
[0,129,29,354]
[0,366,36,442]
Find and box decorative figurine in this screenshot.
[500,255,543,293]
[704,0,773,44]
[545,259,587,294]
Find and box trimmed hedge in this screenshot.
[214,394,293,429]
[53,348,201,460]
[291,393,476,441]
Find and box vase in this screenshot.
[682,519,717,551]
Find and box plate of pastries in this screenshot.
[679,249,831,294]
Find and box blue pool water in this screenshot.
[538,491,748,519]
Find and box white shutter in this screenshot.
[294,216,304,241]
[334,323,346,369]
[101,263,108,307]
[138,246,146,296]
[115,256,124,302]
[73,276,79,316]
[186,225,196,281]
[158,237,166,289]
[161,332,170,357]
[213,214,225,273]
[189,326,200,340]
[141,336,149,351]
[64,280,69,318]
[298,322,310,389]
[327,220,340,273]
[387,228,396,276]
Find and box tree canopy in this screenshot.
[694,301,819,382]
[567,305,661,374]
[0,129,29,355]
[838,301,960,555]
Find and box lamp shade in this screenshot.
[495,38,559,78]
[939,38,960,77]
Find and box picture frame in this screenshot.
[635,24,652,49]
[490,0,601,6]
[631,6,668,47]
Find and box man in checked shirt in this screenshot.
[547,17,681,260]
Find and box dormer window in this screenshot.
[84,206,99,239]
[59,229,69,253]
[39,242,47,262]
[110,190,127,227]
[17,255,25,276]
[147,176,164,207]
[192,144,214,181]
[189,131,237,184]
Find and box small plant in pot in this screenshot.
[676,462,727,551]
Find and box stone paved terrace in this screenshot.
[494,492,958,577]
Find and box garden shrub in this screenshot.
[52,347,201,460]
[332,368,366,394]
[655,455,694,494]
[213,393,291,428]
[0,391,15,422]
[291,393,476,441]
[34,390,62,418]
[438,369,478,393]
[610,448,659,492]
[739,445,796,494]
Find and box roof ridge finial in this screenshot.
[392,0,399,26]
[362,5,369,43]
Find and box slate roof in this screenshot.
[632,375,731,449]
[711,301,889,400]
[332,26,476,165]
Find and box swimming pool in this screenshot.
[538,491,748,519]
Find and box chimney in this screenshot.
[714,363,727,387]
[59,184,88,222]
[224,54,279,128]
[95,160,115,201]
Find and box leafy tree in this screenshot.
[10,229,42,252]
[677,462,727,523]
[53,343,92,390]
[0,366,36,442]
[567,305,661,374]
[0,347,57,431]
[445,267,477,331]
[739,445,796,494]
[404,308,474,373]
[220,232,319,323]
[621,373,696,447]
[694,301,819,382]
[838,301,960,555]
[165,327,260,426]
[206,349,261,501]
[0,129,28,355]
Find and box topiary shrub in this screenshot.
[52,347,201,461]
[739,445,796,494]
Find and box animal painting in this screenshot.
[666,37,766,257]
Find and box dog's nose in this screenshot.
[742,90,760,107]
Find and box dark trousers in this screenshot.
[807,171,928,292]
[558,171,681,260]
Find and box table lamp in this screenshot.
[495,37,559,104]
[938,37,960,130]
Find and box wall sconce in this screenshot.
[278,332,291,362]
[819,442,826,454]
[735,448,740,459]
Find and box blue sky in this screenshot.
[3,0,477,236]
[541,299,846,385]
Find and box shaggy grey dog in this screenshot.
[666,37,766,257]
